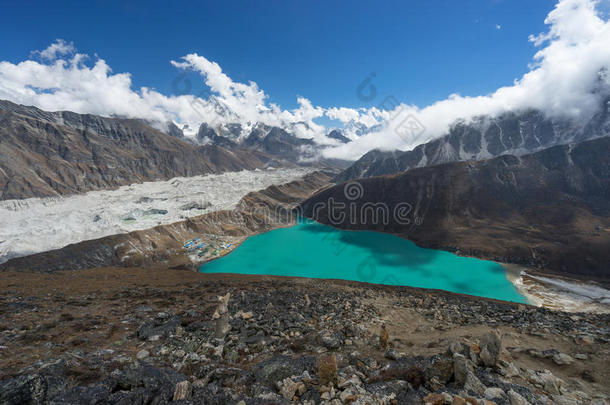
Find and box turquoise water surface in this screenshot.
[200,221,526,303]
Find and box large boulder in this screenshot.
[479,330,502,367]
[453,353,473,386]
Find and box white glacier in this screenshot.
[0,168,312,263]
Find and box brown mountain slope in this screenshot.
[300,137,610,279]
[0,103,279,200]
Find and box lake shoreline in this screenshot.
[503,263,610,314]
[197,219,609,313]
[201,221,527,304]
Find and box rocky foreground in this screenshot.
[0,268,608,404]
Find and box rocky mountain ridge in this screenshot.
[0,100,283,200]
[336,98,610,182]
[193,121,351,163]
[301,136,610,279]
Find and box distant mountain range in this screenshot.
[301,135,610,279]
[188,121,352,163]
[194,122,318,162]
[336,97,610,182]
[0,100,285,200]
[3,94,609,202]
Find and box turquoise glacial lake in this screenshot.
[200,221,526,303]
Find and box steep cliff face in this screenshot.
[0,101,277,200]
[336,99,610,181]
[301,137,610,278]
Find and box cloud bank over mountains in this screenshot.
[0,0,609,160]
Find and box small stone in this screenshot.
[573,353,588,360]
[112,355,131,363]
[173,381,192,401]
[507,389,531,405]
[136,349,149,360]
[241,311,254,320]
[338,375,362,389]
[464,370,486,396]
[552,353,574,365]
[186,352,200,362]
[484,387,505,400]
[448,341,467,355]
[499,361,520,378]
[526,369,564,395]
[339,388,355,402]
[321,334,341,349]
[453,395,467,405]
[384,349,403,360]
[343,394,358,403]
[423,393,445,405]
[428,376,443,392]
[279,378,299,399]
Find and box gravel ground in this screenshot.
[0,268,608,404]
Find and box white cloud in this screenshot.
[0,0,609,161]
[324,0,610,159]
[0,41,330,143]
[32,39,76,61]
[496,24,502,30]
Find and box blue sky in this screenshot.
[0,0,555,110]
[1,0,608,160]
